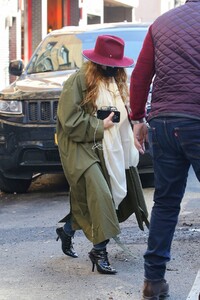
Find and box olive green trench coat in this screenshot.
[57,64,149,243]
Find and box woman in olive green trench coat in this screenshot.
[56,35,149,275]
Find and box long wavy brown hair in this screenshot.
[81,61,129,114]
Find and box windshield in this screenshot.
[26,27,148,74]
[78,27,148,77]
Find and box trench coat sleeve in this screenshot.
[57,66,103,143]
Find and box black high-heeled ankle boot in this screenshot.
[56,227,78,258]
[88,248,117,274]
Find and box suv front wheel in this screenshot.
[0,172,32,193]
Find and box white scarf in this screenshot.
[96,80,139,208]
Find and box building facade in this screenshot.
[0,0,185,90]
[0,0,22,89]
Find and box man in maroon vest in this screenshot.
[130,0,200,299]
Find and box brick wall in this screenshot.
[70,0,79,25]
[32,0,42,53]
[9,17,17,83]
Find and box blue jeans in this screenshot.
[144,117,200,280]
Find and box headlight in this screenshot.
[0,100,22,114]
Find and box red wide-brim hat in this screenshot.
[82,35,134,68]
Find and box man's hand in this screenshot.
[103,112,115,129]
[133,123,148,154]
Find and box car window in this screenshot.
[78,27,148,77]
[26,26,148,75]
[78,28,147,62]
[26,34,83,74]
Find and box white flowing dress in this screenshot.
[96,80,139,208]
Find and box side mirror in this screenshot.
[9,60,24,76]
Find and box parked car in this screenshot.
[0,22,153,193]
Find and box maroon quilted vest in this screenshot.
[149,0,200,120]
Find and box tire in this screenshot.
[0,173,32,193]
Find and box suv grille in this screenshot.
[27,100,58,123]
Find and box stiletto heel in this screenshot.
[88,248,117,275]
[56,227,78,258]
[91,262,95,272]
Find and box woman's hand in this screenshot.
[103,112,115,129]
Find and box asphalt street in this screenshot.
[0,168,199,300]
